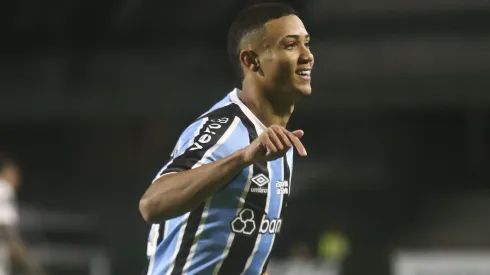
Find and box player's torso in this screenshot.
[147,89,294,275]
[150,150,293,275]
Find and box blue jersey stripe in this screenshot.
[151,214,189,275]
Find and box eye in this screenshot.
[305,41,311,48]
[286,42,297,49]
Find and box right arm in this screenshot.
[139,124,306,224]
[139,149,250,223]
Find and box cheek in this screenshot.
[267,59,294,79]
[260,52,296,84]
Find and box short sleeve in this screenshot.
[153,114,245,181]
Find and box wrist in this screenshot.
[235,148,253,168]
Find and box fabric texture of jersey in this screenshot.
[145,88,294,275]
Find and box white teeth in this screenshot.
[297,70,310,76]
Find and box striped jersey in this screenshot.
[145,88,293,275]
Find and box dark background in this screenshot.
[1,0,489,274]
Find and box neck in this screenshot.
[239,78,294,128]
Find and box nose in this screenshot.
[299,46,314,65]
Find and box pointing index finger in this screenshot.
[282,129,307,156]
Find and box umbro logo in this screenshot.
[250,174,269,194]
[251,174,269,187]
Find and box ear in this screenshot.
[239,50,260,73]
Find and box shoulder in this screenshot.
[176,103,251,155]
[191,103,250,146]
[156,104,250,177]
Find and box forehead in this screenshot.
[263,15,308,40]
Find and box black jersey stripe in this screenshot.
[169,203,206,275]
[160,104,241,176]
[280,156,291,220]
[156,222,166,246]
[217,111,270,275]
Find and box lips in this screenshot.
[295,69,311,81]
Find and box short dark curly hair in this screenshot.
[227,2,298,79]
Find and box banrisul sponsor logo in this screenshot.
[250,174,269,194]
[231,209,256,235]
[231,208,283,235]
[258,213,282,234]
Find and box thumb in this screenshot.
[292,129,304,139]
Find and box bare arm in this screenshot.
[139,125,306,224]
[139,149,249,223]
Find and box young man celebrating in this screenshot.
[140,3,314,275]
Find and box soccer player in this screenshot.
[139,2,314,275]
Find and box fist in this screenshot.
[242,125,306,164]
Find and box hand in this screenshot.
[242,125,306,165]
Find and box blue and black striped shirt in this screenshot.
[145,88,293,275]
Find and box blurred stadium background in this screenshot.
[1,0,489,274]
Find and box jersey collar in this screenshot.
[229,88,267,135]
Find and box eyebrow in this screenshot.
[284,34,310,40]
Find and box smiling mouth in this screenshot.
[295,69,311,81]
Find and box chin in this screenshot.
[294,85,312,98]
